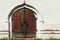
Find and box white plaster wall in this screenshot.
[0,0,60,38]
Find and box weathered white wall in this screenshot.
[0,0,60,38]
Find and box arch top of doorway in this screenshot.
[8,3,38,20]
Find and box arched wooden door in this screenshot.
[11,7,37,38]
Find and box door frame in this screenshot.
[8,5,38,38]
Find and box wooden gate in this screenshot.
[8,3,37,38]
[12,7,36,38]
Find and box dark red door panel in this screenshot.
[11,8,36,38]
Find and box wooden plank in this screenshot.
[40,30,60,31]
[41,33,60,34]
[0,30,9,32]
[0,33,9,35]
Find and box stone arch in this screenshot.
[8,3,38,38]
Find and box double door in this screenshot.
[11,8,36,38]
